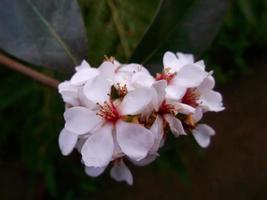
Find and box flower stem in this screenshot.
[0,53,59,89]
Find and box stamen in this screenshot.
[158,100,175,115]
[181,88,200,108]
[97,100,120,123]
[116,83,128,97]
[155,70,176,84]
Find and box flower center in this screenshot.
[155,70,176,84]
[181,88,200,108]
[158,100,175,115]
[97,101,120,123]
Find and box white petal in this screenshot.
[75,60,91,71]
[131,154,157,167]
[70,68,99,86]
[176,52,194,66]
[83,75,110,104]
[81,124,114,167]
[195,60,206,70]
[58,81,79,106]
[192,107,203,122]
[58,128,78,156]
[150,116,164,154]
[118,87,152,115]
[64,107,102,135]
[166,84,187,100]
[171,101,195,114]
[164,114,186,137]
[163,51,182,72]
[152,80,167,110]
[192,124,215,148]
[119,63,148,74]
[98,61,117,81]
[110,160,133,185]
[174,64,207,87]
[85,166,106,177]
[131,72,155,88]
[198,76,215,92]
[116,120,154,161]
[200,90,225,112]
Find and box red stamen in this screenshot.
[155,71,175,84]
[97,101,120,123]
[181,88,200,108]
[158,100,175,115]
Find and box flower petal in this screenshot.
[174,64,207,87]
[164,114,186,137]
[176,52,194,66]
[131,72,155,88]
[64,107,102,135]
[198,76,215,92]
[163,51,181,72]
[110,160,133,185]
[200,90,225,112]
[83,75,110,104]
[152,80,167,110]
[118,88,152,115]
[75,60,91,71]
[58,128,78,156]
[166,84,187,100]
[116,120,153,161]
[70,68,99,86]
[81,124,114,167]
[149,116,164,154]
[85,166,106,177]
[98,61,117,81]
[192,124,215,148]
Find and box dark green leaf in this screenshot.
[130,0,229,73]
[0,0,88,70]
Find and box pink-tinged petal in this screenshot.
[131,72,155,88]
[110,160,133,185]
[83,76,110,104]
[131,154,157,167]
[98,61,117,81]
[176,52,194,66]
[116,120,154,161]
[112,132,124,160]
[81,124,114,167]
[58,81,79,105]
[58,128,78,156]
[85,166,106,177]
[164,114,186,137]
[171,101,195,114]
[150,116,164,154]
[200,90,225,112]
[166,84,187,100]
[174,64,207,87]
[119,63,148,74]
[192,107,203,122]
[163,51,182,72]
[64,107,102,135]
[192,124,215,148]
[152,80,167,110]
[75,60,91,71]
[198,76,215,92]
[118,88,152,115]
[70,68,99,86]
[195,60,205,70]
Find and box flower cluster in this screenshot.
[58,51,224,185]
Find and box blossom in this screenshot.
[64,74,154,168]
[58,52,224,185]
[156,51,208,100]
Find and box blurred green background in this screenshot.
[0,0,267,199]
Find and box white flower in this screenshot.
[192,124,215,148]
[157,51,208,100]
[63,75,154,168]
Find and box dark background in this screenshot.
[0,0,267,199]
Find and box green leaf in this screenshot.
[130,0,229,73]
[79,0,159,65]
[0,0,88,70]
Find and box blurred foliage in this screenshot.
[0,0,267,199]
